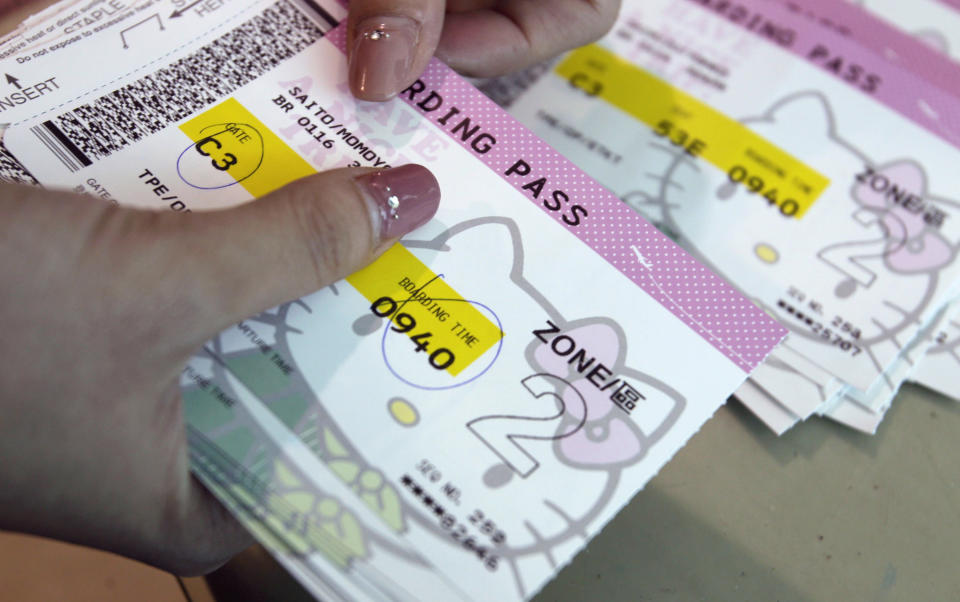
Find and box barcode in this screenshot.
[0,138,38,185]
[36,0,331,172]
[30,121,92,173]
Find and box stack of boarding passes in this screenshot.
[0,0,789,599]
[1,0,957,597]
[481,0,960,435]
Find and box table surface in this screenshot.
[535,385,959,601]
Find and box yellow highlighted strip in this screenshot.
[556,44,829,218]
[348,244,502,376]
[180,97,315,198]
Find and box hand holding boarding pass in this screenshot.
[0,155,440,573]
[0,0,784,597]
[0,0,619,579]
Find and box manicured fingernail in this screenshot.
[356,165,440,244]
[349,16,420,101]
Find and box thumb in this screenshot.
[347,0,446,101]
[168,164,440,338]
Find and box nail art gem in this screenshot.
[387,193,400,220]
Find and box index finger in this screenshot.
[347,0,446,101]
[435,0,621,78]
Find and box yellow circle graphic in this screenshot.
[754,243,780,264]
[388,398,419,427]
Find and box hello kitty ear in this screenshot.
[767,93,835,137]
[563,321,622,365]
[406,218,522,277]
[877,160,927,193]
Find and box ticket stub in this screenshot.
[733,380,800,435]
[743,292,958,433]
[750,345,842,419]
[835,296,960,428]
[505,0,960,392]
[0,0,785,598]
[826,0,960,401]
[752,290,951,420]
[911,316,960,399]
[764,0,960,403]
[0,0,339,113]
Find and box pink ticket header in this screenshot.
[776,0,960,97]
[325,25,787,373]
[937,0,960,12]
[682,0,960,152]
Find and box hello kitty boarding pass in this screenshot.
[832,0,960,402]
[0,0,784,599]
[503,0,960,393]
[730,0,960,425]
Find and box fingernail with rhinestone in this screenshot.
[349,16,420,101]
[355,165,440,244]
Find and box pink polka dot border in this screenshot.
[325,25,786,373]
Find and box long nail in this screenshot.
[349,16,420,101]
[355,165,441,245]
